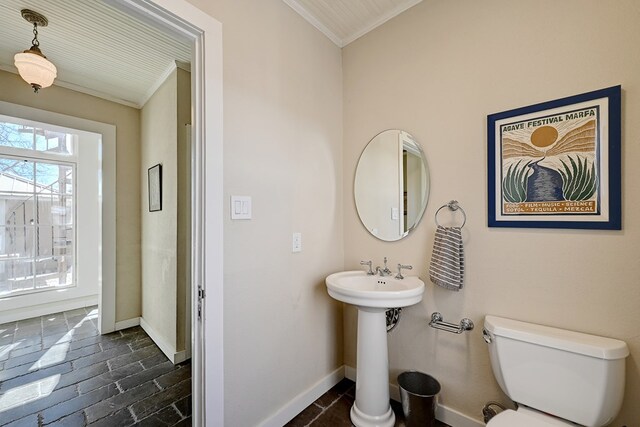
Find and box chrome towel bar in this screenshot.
[429,312,474,334]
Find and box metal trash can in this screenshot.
[398,371,441,427]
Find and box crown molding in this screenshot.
[342,0,423,46]
[283,0,344,47]
[0,63,141,109]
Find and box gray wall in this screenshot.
[140,67,191,357]
[342,1,640,424]
[186,0,345,424]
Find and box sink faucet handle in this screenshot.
[360,260,374,275]
[395,264,413,280]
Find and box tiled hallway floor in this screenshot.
[286,378,449,427]
[0,306,191,426]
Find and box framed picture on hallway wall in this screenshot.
[148,163,162,212]
[487,85,621,230]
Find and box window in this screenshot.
[0,122,74,155]
[0,119,76,297]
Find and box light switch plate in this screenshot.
[231,196,251,220]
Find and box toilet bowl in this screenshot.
[483,315,629,427]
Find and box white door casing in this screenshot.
[106,1,224,426]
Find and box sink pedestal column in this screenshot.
[351,307,395,427]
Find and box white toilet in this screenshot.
[483,315,629,426]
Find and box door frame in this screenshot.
[108,1,224,425]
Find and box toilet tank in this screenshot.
[484,316,629,427]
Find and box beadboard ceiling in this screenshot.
[0,0,191,108]
[283,0,423,47]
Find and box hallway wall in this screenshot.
[140,66,191,362]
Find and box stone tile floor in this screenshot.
[0,306,191,426]
[286,378,449,427]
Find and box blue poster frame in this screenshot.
[487,86,621,230]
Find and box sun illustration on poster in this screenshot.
[500,108,599,214]
[530,125,558,148]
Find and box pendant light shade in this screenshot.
[14,49,57,92]
[14,9,57,93]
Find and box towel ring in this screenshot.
[435,200,466,228]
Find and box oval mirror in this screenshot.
[354,130,430,241]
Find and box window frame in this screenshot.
[0,117,79,298]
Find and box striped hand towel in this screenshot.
[429,225,465,291]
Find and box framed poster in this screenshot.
[148,164,162,212]
[488,86,621,230]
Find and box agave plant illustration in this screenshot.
[558,155,598,201]
[502,159,532,203]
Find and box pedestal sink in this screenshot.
[326,271,425,427]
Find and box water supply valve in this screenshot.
[482,327,492,344]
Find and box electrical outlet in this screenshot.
[292,232,302,253]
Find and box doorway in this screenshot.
[0,0,222,423]
[109,0,224,424]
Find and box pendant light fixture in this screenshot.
[14,9,57,93]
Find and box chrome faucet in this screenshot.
[382,257,392,276]
[375,257,393,277]
[395,263,413,279]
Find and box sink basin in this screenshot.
[326,270,425,308]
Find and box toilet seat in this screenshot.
[487,408,575,427]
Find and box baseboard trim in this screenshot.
[345,365,483,427]
[139,317,188,364]
[0,295,98,324]
[114,317,140,331]
[344,365,357,382]
[173,349,189,364]
[259,366,345,427]
[434,404,485,427]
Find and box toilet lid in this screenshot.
[487,409,574,427]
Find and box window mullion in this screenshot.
[31,160,36,291]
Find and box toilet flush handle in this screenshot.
[482,328,492,344]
